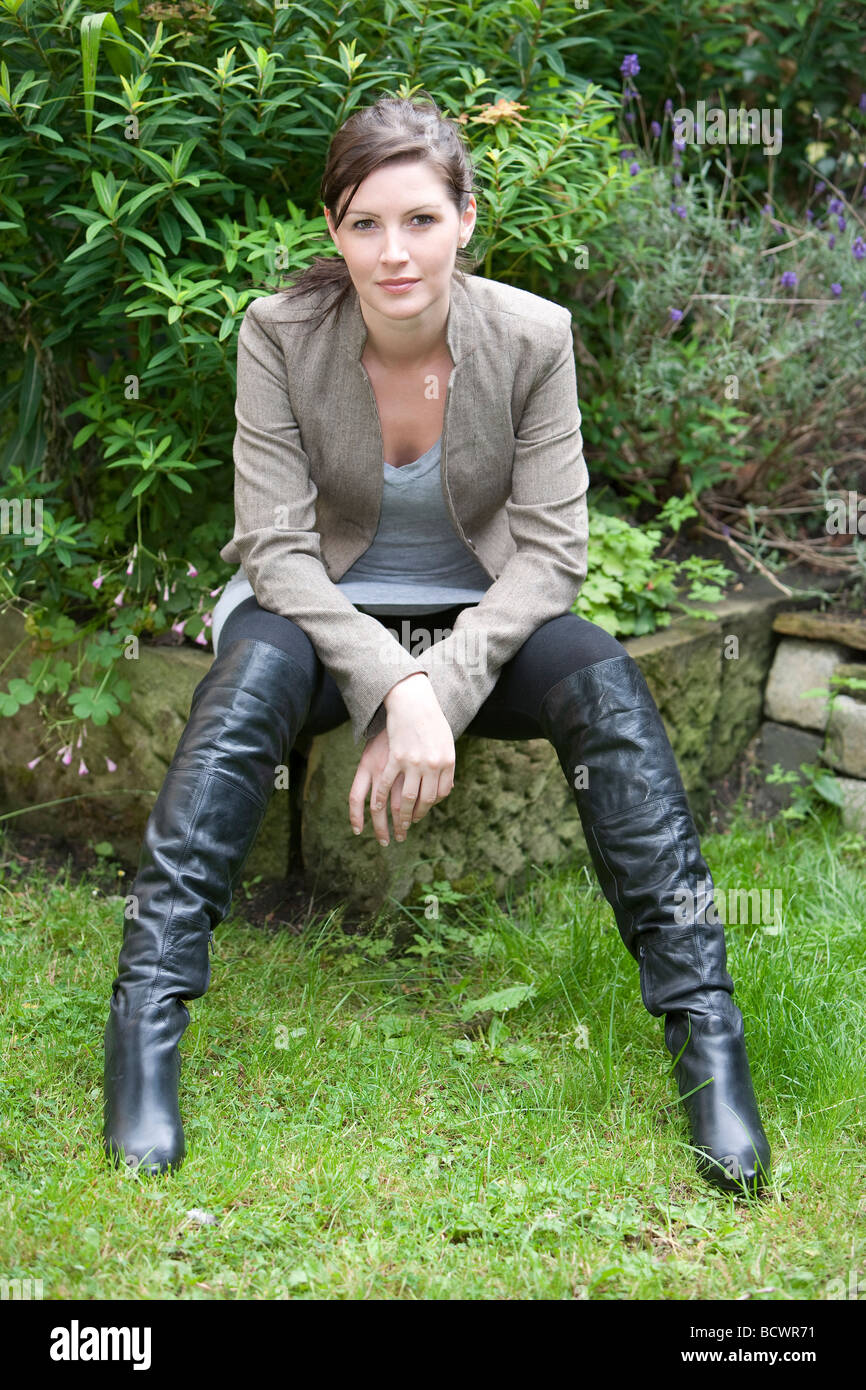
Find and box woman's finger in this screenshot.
[348,760,373,835]
[371,757,399,845]
[393,770,419,840]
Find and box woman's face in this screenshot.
[325,159,476,327]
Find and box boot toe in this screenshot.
[105,1127,185,1175]
[694,1143,771,1195]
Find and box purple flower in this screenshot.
[830,282,842,295]
[669,308,684,321]
[837,215,846,232]
[852,236,866,260]
[674,205,687,219]
[624,85,638,100]
[828,233,836,249]
[673,136,686,151]
[629,161,640,175]
[650,120,661,138]
[828,197,843,214]
[664,98,673,114]
[625,111,635,122]
[805,208,814,222]
[761,202,772,215]
[815,180,825,194]
[620,54,640,78]
[619,148,635,159]
[859,93,866,112]
[672,151,682,167]
[672,172,682,186]
[780,270,797,288]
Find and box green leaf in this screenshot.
[458,984,536,1022]
[17,347,42,436]
[165,472,193,493]
[171,194,206,241]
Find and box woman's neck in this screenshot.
[359,292,450,370]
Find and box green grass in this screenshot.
[0,805,863,1301]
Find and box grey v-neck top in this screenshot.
[211,436,492,653]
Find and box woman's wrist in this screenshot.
[383,671,429,707]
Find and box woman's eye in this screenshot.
[351,215,435,230]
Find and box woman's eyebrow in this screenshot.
[347,203,443,216]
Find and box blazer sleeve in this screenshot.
[411,313,590,739]
[220,298,427,745]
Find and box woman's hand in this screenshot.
[349,674,456,845]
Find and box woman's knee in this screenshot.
[530,612,629,676]
[215,597,320,689]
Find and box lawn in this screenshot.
[0,804,863,1301]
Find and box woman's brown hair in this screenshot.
[276,90,479,332]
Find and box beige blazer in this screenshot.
[219,271,590,744]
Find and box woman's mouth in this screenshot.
[378,279,420,293]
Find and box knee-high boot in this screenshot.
[538,654,772,1196]
[103,637,312,1174]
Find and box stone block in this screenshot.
[763,638,848,731]
[751,720,822,812]
[300,720,585,916]
[832,663,866,705]
[0,606,289,882]
[823,695,866,779]
[837,777,866,836]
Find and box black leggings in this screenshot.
[217,595,627,740]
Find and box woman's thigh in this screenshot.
[465,612,628,739]
[216,597,628,743]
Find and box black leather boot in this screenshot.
[539,654,771,1197]
[103,637,312,1174]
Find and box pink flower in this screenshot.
[27,754,44,769]
[209,586,224,598]
[61,745,73,766]
[78,758,89,776]
[186,563,198,577]
[126,559,134,576]
[171,618,186,636]
[202,611,213,628]
[195,630,208,646]
[114,589,125,607]
[92,572,105,590]
[163,584,170,602]
[105,756,117,773]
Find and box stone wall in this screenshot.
[0,583,807,913]
[755,624,866,833]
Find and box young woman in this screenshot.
[103,94,771,1196]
